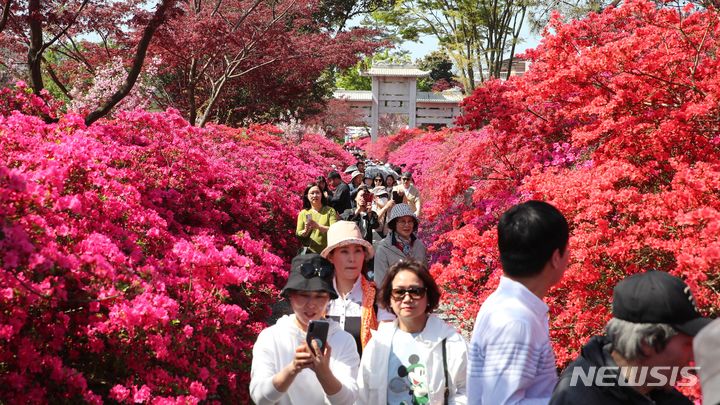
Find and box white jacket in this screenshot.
[250,315,360,404]
[357,314,468,405]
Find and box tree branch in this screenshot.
[85,0,176,126]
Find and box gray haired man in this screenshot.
[550,270,713,405]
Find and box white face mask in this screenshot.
[377,197,388,205]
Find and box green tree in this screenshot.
[416,49,454,91]
[370,0,528,92]
[335,49,411,90]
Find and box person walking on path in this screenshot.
[467,200,570,405]
[550,270,713,405]
[249,254,359,404]
[327,171,351,214]
[393,172,422,217]
[295,182,337,254]
[373,203,427,289]
[322,221,394,355]
[357,259,468,405]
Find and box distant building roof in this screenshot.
[334,90,372,101]
[334,89,463,103]
[417,90,464,103]
[362,63,430,78]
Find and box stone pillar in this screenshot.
[371,76,379,142]
[408,78,417,128]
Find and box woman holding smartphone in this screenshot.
[321,221,395,355]
[357,260,468,405]
[296,182,338,254]
[250,254,360,404]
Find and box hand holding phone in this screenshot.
[305,320,329,356]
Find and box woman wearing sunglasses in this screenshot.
[250,254,360,404]
[357,260,468,405]
[321,221,395,355]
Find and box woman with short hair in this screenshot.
[373,203,427,288]
[357,259,468,404]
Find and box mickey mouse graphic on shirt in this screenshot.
[397,354,430,405]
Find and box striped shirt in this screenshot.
[468,276,558,405]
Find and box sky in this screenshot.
[398,22,544,61]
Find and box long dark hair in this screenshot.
[302,182,329,210]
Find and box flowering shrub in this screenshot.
[368,0,720,385]
[0,81,60,118]
[0,105,352,402]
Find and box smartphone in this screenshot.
[305,320,329,355]
[392,190,404,204]
[364,192,374,203]
[305,213,312,222]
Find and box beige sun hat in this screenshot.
[320,221,375,260]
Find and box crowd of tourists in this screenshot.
[250,158,720,405]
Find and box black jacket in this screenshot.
[328,182,351,214]
[340,209,379,244]
[550,336,693,405]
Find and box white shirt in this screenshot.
[249,315,359,405]
[467,276,558,405]
[326,277,395,328]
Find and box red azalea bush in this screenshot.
[0,96,352,403]
[368,0,720,376]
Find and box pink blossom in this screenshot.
[189,381,207,400]
[133,385,152,403]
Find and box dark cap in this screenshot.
[401,172,413,179]
[327,171,341,180]
[281,254,338,299]
[612,270,712,336]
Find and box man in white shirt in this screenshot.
[468,200,570,405]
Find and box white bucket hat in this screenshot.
[388,203,417,224]
[320,221,375,260]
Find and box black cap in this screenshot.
[281,254,338,299]
[401,172,412,179]
[327,171,341,180]
[612,271,712,336]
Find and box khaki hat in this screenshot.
[320,221,374,260]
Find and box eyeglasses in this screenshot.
[300,262,333,279]
[391,286,427,301]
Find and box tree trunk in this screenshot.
[188,58,198,125]
[0,0,11,34]
[28,0,44,94]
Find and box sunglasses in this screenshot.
[401,178,411,181]
[391,286,427,301]
[374,178,383,182]
[300,262,333,279]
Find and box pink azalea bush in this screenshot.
[0,84,352,403]
[366,4,720,396]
